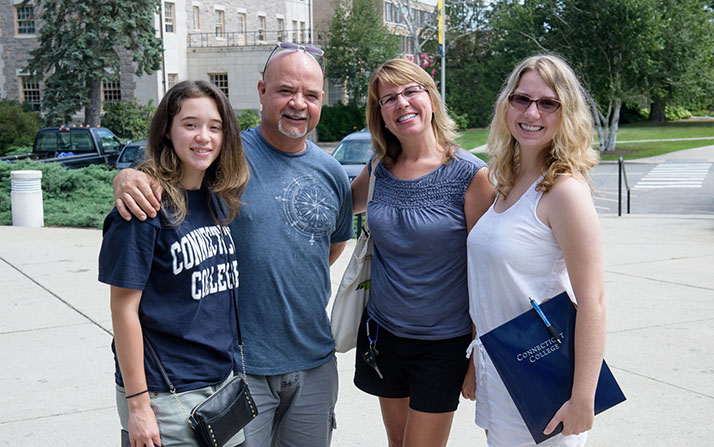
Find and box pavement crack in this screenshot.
[607,253,713,269]
[609,365,714,400]
[0,256,113,337]
[0,322,107,336]
[0,406,116,425]
[605,269,714,291]
[608,317,714,334]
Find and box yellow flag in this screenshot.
[438,0,444,46]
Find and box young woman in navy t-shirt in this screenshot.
[99,80,249,447]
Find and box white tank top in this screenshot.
[466,176,585,446]
[467,176,574,336]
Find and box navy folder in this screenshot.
[479,291,626,444]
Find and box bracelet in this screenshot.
[126,389,149,399]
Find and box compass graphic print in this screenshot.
[276,175,337,244]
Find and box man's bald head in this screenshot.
[263,50,324,84]
[257,49,325,153]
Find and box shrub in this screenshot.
[101,100,156,140]
[449,109,469,131]
[0,160,116,228]
[0,100,42,156]
[316,103,366,142]
[237,109,261,131]
[664,106,692,121]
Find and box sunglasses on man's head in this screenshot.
[262,42,324,78]
[508,94,561,114]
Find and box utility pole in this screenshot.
[438,0,446,102]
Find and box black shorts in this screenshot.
[353,310,471,413]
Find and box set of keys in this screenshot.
[362,342,383,379]
[362,317,384,379]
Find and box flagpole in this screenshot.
[438,0,446,102]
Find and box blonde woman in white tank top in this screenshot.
[464,55,605,447]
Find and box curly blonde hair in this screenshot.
[487,54,598,198]
[139,80,249,225]
[366,58,459,168]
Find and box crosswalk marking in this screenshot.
[634,163,711,189]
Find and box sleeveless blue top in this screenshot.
[366,149,485,339]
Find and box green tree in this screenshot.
[101,100,156,140]
[647,0,714,122]
[434,0,504,127]
[489,0,664,151]
[0,100,42,156]
[325,0,400,104]
[26,0,163,127]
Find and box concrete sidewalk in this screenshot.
[1,214,713,446]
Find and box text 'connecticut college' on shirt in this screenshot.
[169,225,239,300]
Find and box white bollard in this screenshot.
[11,170,44,227]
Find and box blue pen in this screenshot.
[529,297,562,344]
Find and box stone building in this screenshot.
[0,0,315,115]
[0,0,435,115]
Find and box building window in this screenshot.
[215,10,225,37]
[164,2,174,33]
[277,18,285,42]
[168,73,179,89]
[258,16,266,41]
[209,73,228,97]
[300,21,306,44]
[292,20,298,43]
[237,13,246,45]
[15,4,35,35]
[20,77,41,110]
[102,79,122,103]
[193,6,200,30]
[385,2,393,23]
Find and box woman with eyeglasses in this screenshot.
[465,54,605,446]
[350,58,494,446]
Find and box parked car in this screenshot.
[0,126,123,169]
[114,140,146,169]
[331,128,373,180]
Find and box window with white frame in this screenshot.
[15,4,35,35]
[215,10,225,37]
[237,13,246,45]
[102,79,122,103]
[168,73,179,89]
[277,18,285,42]
[20,76,41,110]
[383,2,390,22]
[164,2,175,33]
[209,73,229,97]
[193,6,200,30]
[258,15,266,41]
[300,21,306,43]
[292,20,298,43]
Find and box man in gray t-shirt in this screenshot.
[112,48,353,447]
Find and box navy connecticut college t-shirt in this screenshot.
[98,188,238,392]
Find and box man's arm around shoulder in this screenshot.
[113,168,163,221]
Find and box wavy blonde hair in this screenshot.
[139,80,250,226]
[366,58,459,168]
[487,54,598,198]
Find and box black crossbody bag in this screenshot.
[143,220,258,447]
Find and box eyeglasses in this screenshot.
[262,42,324,78]
[378,85,426,108]
[508,94,561,114]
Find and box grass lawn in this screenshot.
[455,128,489,150]
[457,119,714,161]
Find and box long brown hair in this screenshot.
[139,80,249,225]
[366,58,459,168]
